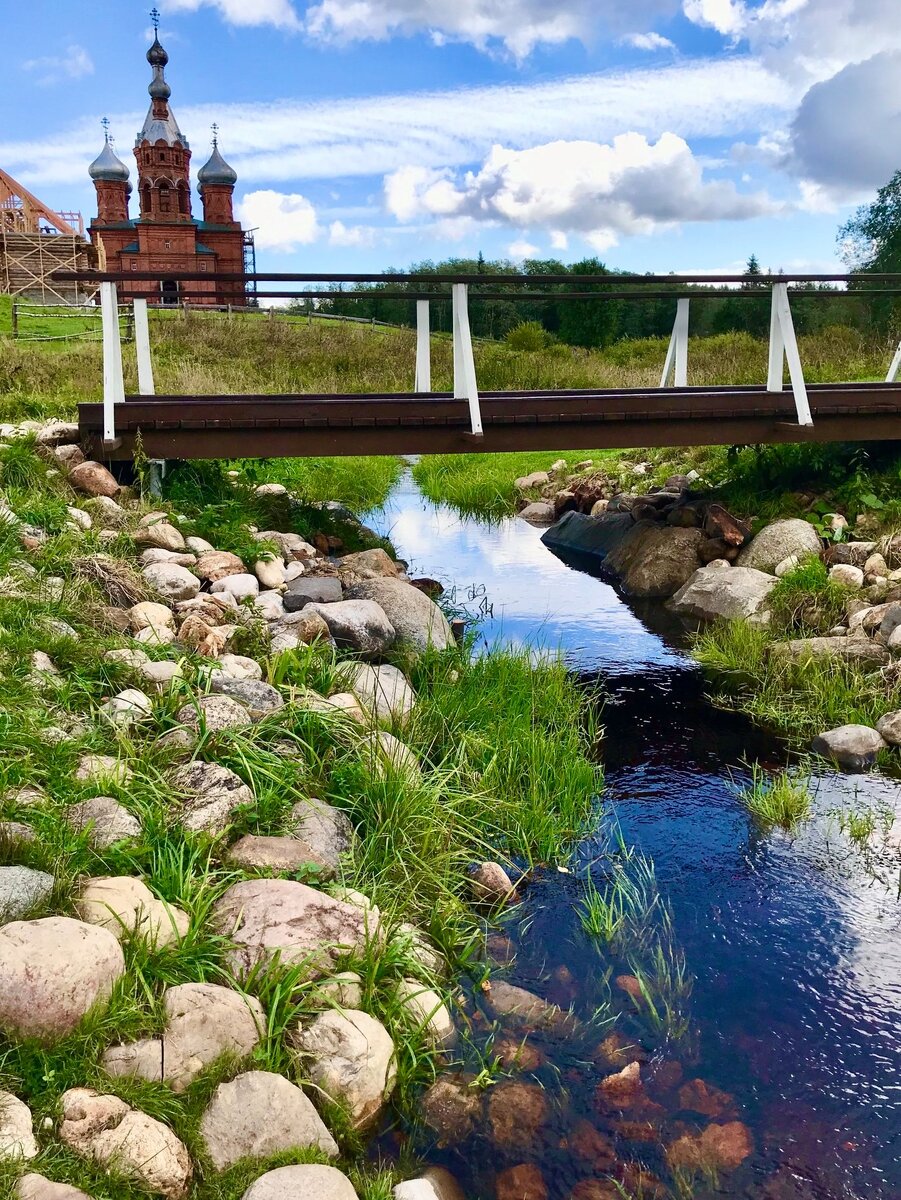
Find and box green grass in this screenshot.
[767,557,853,637]
[738,764,812,830]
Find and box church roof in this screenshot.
[136,31,189,148]
[198,145,238,187]
[89,138,130,183]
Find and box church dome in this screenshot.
[89,140,130,183]
[149,73,171,101]
[198,144,238,187]
[147,34,169,68]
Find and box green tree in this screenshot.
[839,169,901,330]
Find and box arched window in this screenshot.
[177,184,189,215]
[158,184,172,214]
[140,182,152,218]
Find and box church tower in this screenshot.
[88,9,249,307]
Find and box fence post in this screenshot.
[767,283,812,426]
[133,299,155,396]
[415,300,432,392]
[10,304,17,340]
[659,298,690,388]
[886,341,901,383]
[452,284,483,437]
[101,282,125,445]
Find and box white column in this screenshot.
[133,299,155,395]
[415,300,431,392]
[767,285,785,392]
[767,283,812,426]
[452,284,483,437]
[659,298,690,388]
[101,282,125,444]
[886,342,901,383]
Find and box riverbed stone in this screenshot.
[469,862,516,904]
[0,1091,38,1161]
[0,917,125,1039]
[305,599,396,658]
[667,1120,754,1172]
[288,798,355,875]
[393,1169,466,1200]
[0,867,54,922]
[142,562,200,602]
[133,522,185,552]
[241,1165,359,1200]
[169,761,254,835]
[77,877,189,948]
[483,980,564,1032]
[812,724,887,771]
[209,674,285,718]
[420,1076,482,1146]
[344,662,416,724]
[346,579,452,654]
[58,1088,192,1198]
[770,637,890,668]
[292,1008,396,1128]
[338,548,400,582]
[214,878,376,978]
[176,693,253,732]
[518,502,556,526]
[99,688,153,727]
[194,550,244,582]
[495,1165,548,1200]
[515,471,550,492]
[215,654,263,681]
[606,523,705,599]
[74,754,131,786]
[212,573,260,602]
[395,980,456,1049]
[487,1081,549,1151]
[200,1070,338,1169]
[737,519,822,573]
[141,660,184,692]
[669,564,776,622]
[875,711,901,745]
[16,1174,94,1199]
[284,577,344,612]
[128,601,174,633]
[226,834,335,877]
[829,564,865,589]
[66,796,142,849]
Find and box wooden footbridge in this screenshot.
[54,269,901,460]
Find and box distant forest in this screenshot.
[304,253,897,349]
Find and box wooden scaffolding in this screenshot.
[0,167,96,303]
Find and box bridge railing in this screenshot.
[52,267,901,450]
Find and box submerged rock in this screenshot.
[487,1081,549,1151]
[495,1165,548,1200]
[667,1120,754,1172]
[420,1075,482,1146]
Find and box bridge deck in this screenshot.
[79,382,901,460]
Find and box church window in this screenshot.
[131,260,138,271]
[164,240,171,250]
[159,185,172,213]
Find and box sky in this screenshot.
[4,0,900,279]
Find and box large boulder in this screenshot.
[199,1070,338,1170]
[76,877,188,948]
[58,1088,192,1198]
[169,761,254,835]
[344,662,416,725]
[541,510,635,559]
[669,564,777,622]
[241,1166,359,1200]
[0,917,125,1040]
[812,724,886,771]
[305,600,396,658]
[213,878,377,979]
[346,579,452,655]
[737,519,822,574]
[68,462,119,499]
[770,638,890,669]
[292,1008,396,1128]
[338,548,400,582]
[605,522,705,599]
[0,867,54,922]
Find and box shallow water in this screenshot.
[369,473,901,1200]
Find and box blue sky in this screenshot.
[4,0,900,279]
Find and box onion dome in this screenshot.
[147,33,169,68]
[89,137,130,183]
[198,144,237,187]
[149,71,171,102]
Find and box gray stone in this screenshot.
[292,1008,396,1128]
[169,761,253,835]
[736,519,822,574]
[605,522,705,599]
[140,660,184,692]
[215,654,263,681]
[877,602,901,643]
[669,565,777,622]
[241,1165,359,1200]
[209,674,285,718]
[517,502,556,526]
[305,599,396,658]
[346,579,452,655]
[514,471,550,491]
[344,662,416,725]
[287,798,354,876]
[142,562,200,602]
[16,1173,94,1199]
[284,577,344,611]
[0,1089,38,1161]
[226,834,336,878]
[483,980,565,1032]
[74,755,131,786]
[199,1070,338,1169]
[770,637,890,669]
[876,711,901,746]
[812,724,887,771]
[256,531,318,563]
[66,796,142,848]
[99,688,153,727]
[175,693,253,732]
[0,867,54,922]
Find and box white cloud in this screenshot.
[385,133,780,248]
[508,239,539,260]
[236,190,320,250]
[622,32,676,50]
[166,0,302,30]
[23,45,94,85]
[551,231,569,251]
[328,220,377,246]
[682,0,745,36]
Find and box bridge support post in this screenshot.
[415,300,431,392]
[767,283,813,426]
[452,284,483,436]
[660,297,690,388]
[134,299,155,396]
[886,341,901,383]
[101,281,125,446]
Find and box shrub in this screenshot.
[505,321,552,352]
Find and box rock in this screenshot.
[515,471,550,492]
[568,1119,617,1169]
[140,661,184,692]
[420,1075,482,1146]
[678,1078,736,1118]
[58,1088,192,1197]
[134,624,177,646]
[31,651,59,680]
[211,573,260,602]
[0,821,36,845]
[133,523,186,552]
[395,980,456,1049]
[0,1090,38,1161]
[393,1168,466,1200]
[170,761,253,834]
[493,1035,544,1072]
[140,549,197,567]
[0,917,125,1039]
[395,923,447,978]
[876,711,901,745]
[288,798,354,876]
[293,1008,396,1128]
[184,536,213,553]
[129,601,175,633]
[66,796,141,849]
[315,971,364,1009]
[605,523,705,599]
[270,609,332,653]
[737,519,822,573]
[199,1070,338,1169]
[66,506,92,531]
[284,577,344,611]
[305,600,396,658]
[589,499,610,518]
[176,615,233,656]
[598,1061,644,1108]
[214,878,376,978]
[255,557,287,590]
[209,674,285,718]
[470,862,515,904]
[0,866,54,922]
[194,550,245,581]
[104,982,264,1093]
[518,502,556,526]
[669,564,776,622]
[99,687,153,727]
[215,653,263,681]
[143,562,200,602]
[771,637,889,669]
[877,602,901,643]
[176,693,253,732]
[16,1174,94,1199]
[74,755,130,786]
[774,553,803,578]
[495,1165,547,1200]
[241,1165,359,1200]
[360,731,422,781]
[255,590,285,622]
[77,877,189,948]
[829,564,864,588]
[338,548,400,581]
[346,579,452,655]
[483,980,564,1032]
[667,1120,754,1172]
[865,552,889,577]
[487,1081,549,1150]
[68,462,119,498]
[812,724,887,771]
[227,834,337,878]
[344,662,416,724]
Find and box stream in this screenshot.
[368,471,901,1200]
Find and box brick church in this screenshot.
[88,13,250,306]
